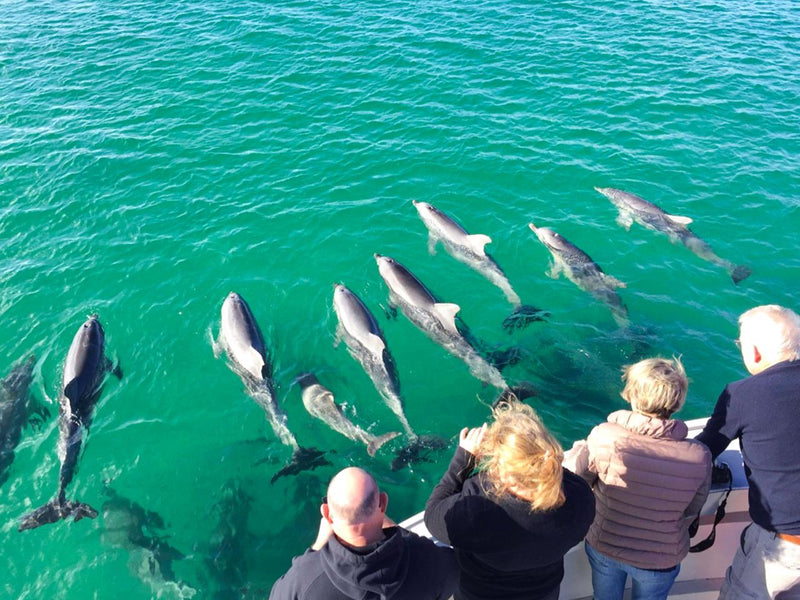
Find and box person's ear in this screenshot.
[752,344,762,364]
[378,491,388,514]
[321,502,332,523]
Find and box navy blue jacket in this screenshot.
[268,526,458,600]
[425,447,595,600]
[696,359,800,535]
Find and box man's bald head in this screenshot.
[326,467,380,525]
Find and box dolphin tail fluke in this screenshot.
[366,431,402,457]
[390,435,448,471]
[502,305,550,333]
[487,346,523,371]
[19,499,98,531]
[492,383,539,408]
[270,447,330,484]
[731,265,752,285]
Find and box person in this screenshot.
[696,304,800,599]
[269,466,458,600]
[563,357,712,599]
[424,401,595,600]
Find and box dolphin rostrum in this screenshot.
[375,254,509,390]
[216,292,328,483]
[1,355,49,488]
[413,201,548,331]
[19,315,122,531]
[332,284,416,438]
[529,223,629,325]
[296,372,400,456]
[595,187,752,284]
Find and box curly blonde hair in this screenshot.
[479,401,565,512]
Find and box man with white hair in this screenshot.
[697,304,800,599]
[269,467,458,600]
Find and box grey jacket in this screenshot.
[563,410,712,569]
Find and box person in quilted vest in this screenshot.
[563,357,712,600]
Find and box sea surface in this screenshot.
[1,0,798,597]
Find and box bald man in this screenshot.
[269,467,458,600]
[697,305,800,599]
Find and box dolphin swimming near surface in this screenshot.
[216,292,328,484]
[332,284,416,438]
[528,223,629,325]
[595,186,752,284]
[19,315,122,531]
[374,254,510,390]
[1,355,49,488]
[412,201,548,331]
[101,488,196,599]
[296,372,400,456]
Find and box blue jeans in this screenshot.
[585,542,680,600]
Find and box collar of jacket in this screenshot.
[607,410,688,440]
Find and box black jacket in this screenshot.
[269,526,458,600]
[425,447,595,600]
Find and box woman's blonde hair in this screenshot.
[479,401,565,512]
[621,357,688,419]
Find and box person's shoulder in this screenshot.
[397,526,451,551]
[398,528,458,582]
[269,550,327,600]
[563,468,594,499]
[587,414,630,442]
[682,436,713,461]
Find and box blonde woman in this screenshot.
[563,357,712,600]
[424,402,595,600]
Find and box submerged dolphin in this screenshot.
[204,479,255,600]
[375,254,509,390]
[216,292,328,484]
[529,223,629,325]
[332,284,416,438]
[296,372,400,456]
[413,201,548,331]
[101,488,196,598]
[1,355,49,488]
[595,187,752,284]
[20,315,122,531]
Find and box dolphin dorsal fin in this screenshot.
[364,332,386,357]
[666,214,693,226]
[246,348,268,380]
[466,234,492,257]
[433,303,461,334]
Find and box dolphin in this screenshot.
[1,355,49,488]
[216,292,328,484]
[412,201,548,331]
[595,186,752,284]
[296,372,400,456]
[19,315,122,531]
[204,479,255,600]
[332,284,416,438]
[528,223,629,325]
[101,488,196,598]
[374,254,509,390]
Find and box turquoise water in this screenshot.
[1,0,798,596]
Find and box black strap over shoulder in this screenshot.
[689,462,733,553]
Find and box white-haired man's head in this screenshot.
[738,305,800,374]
